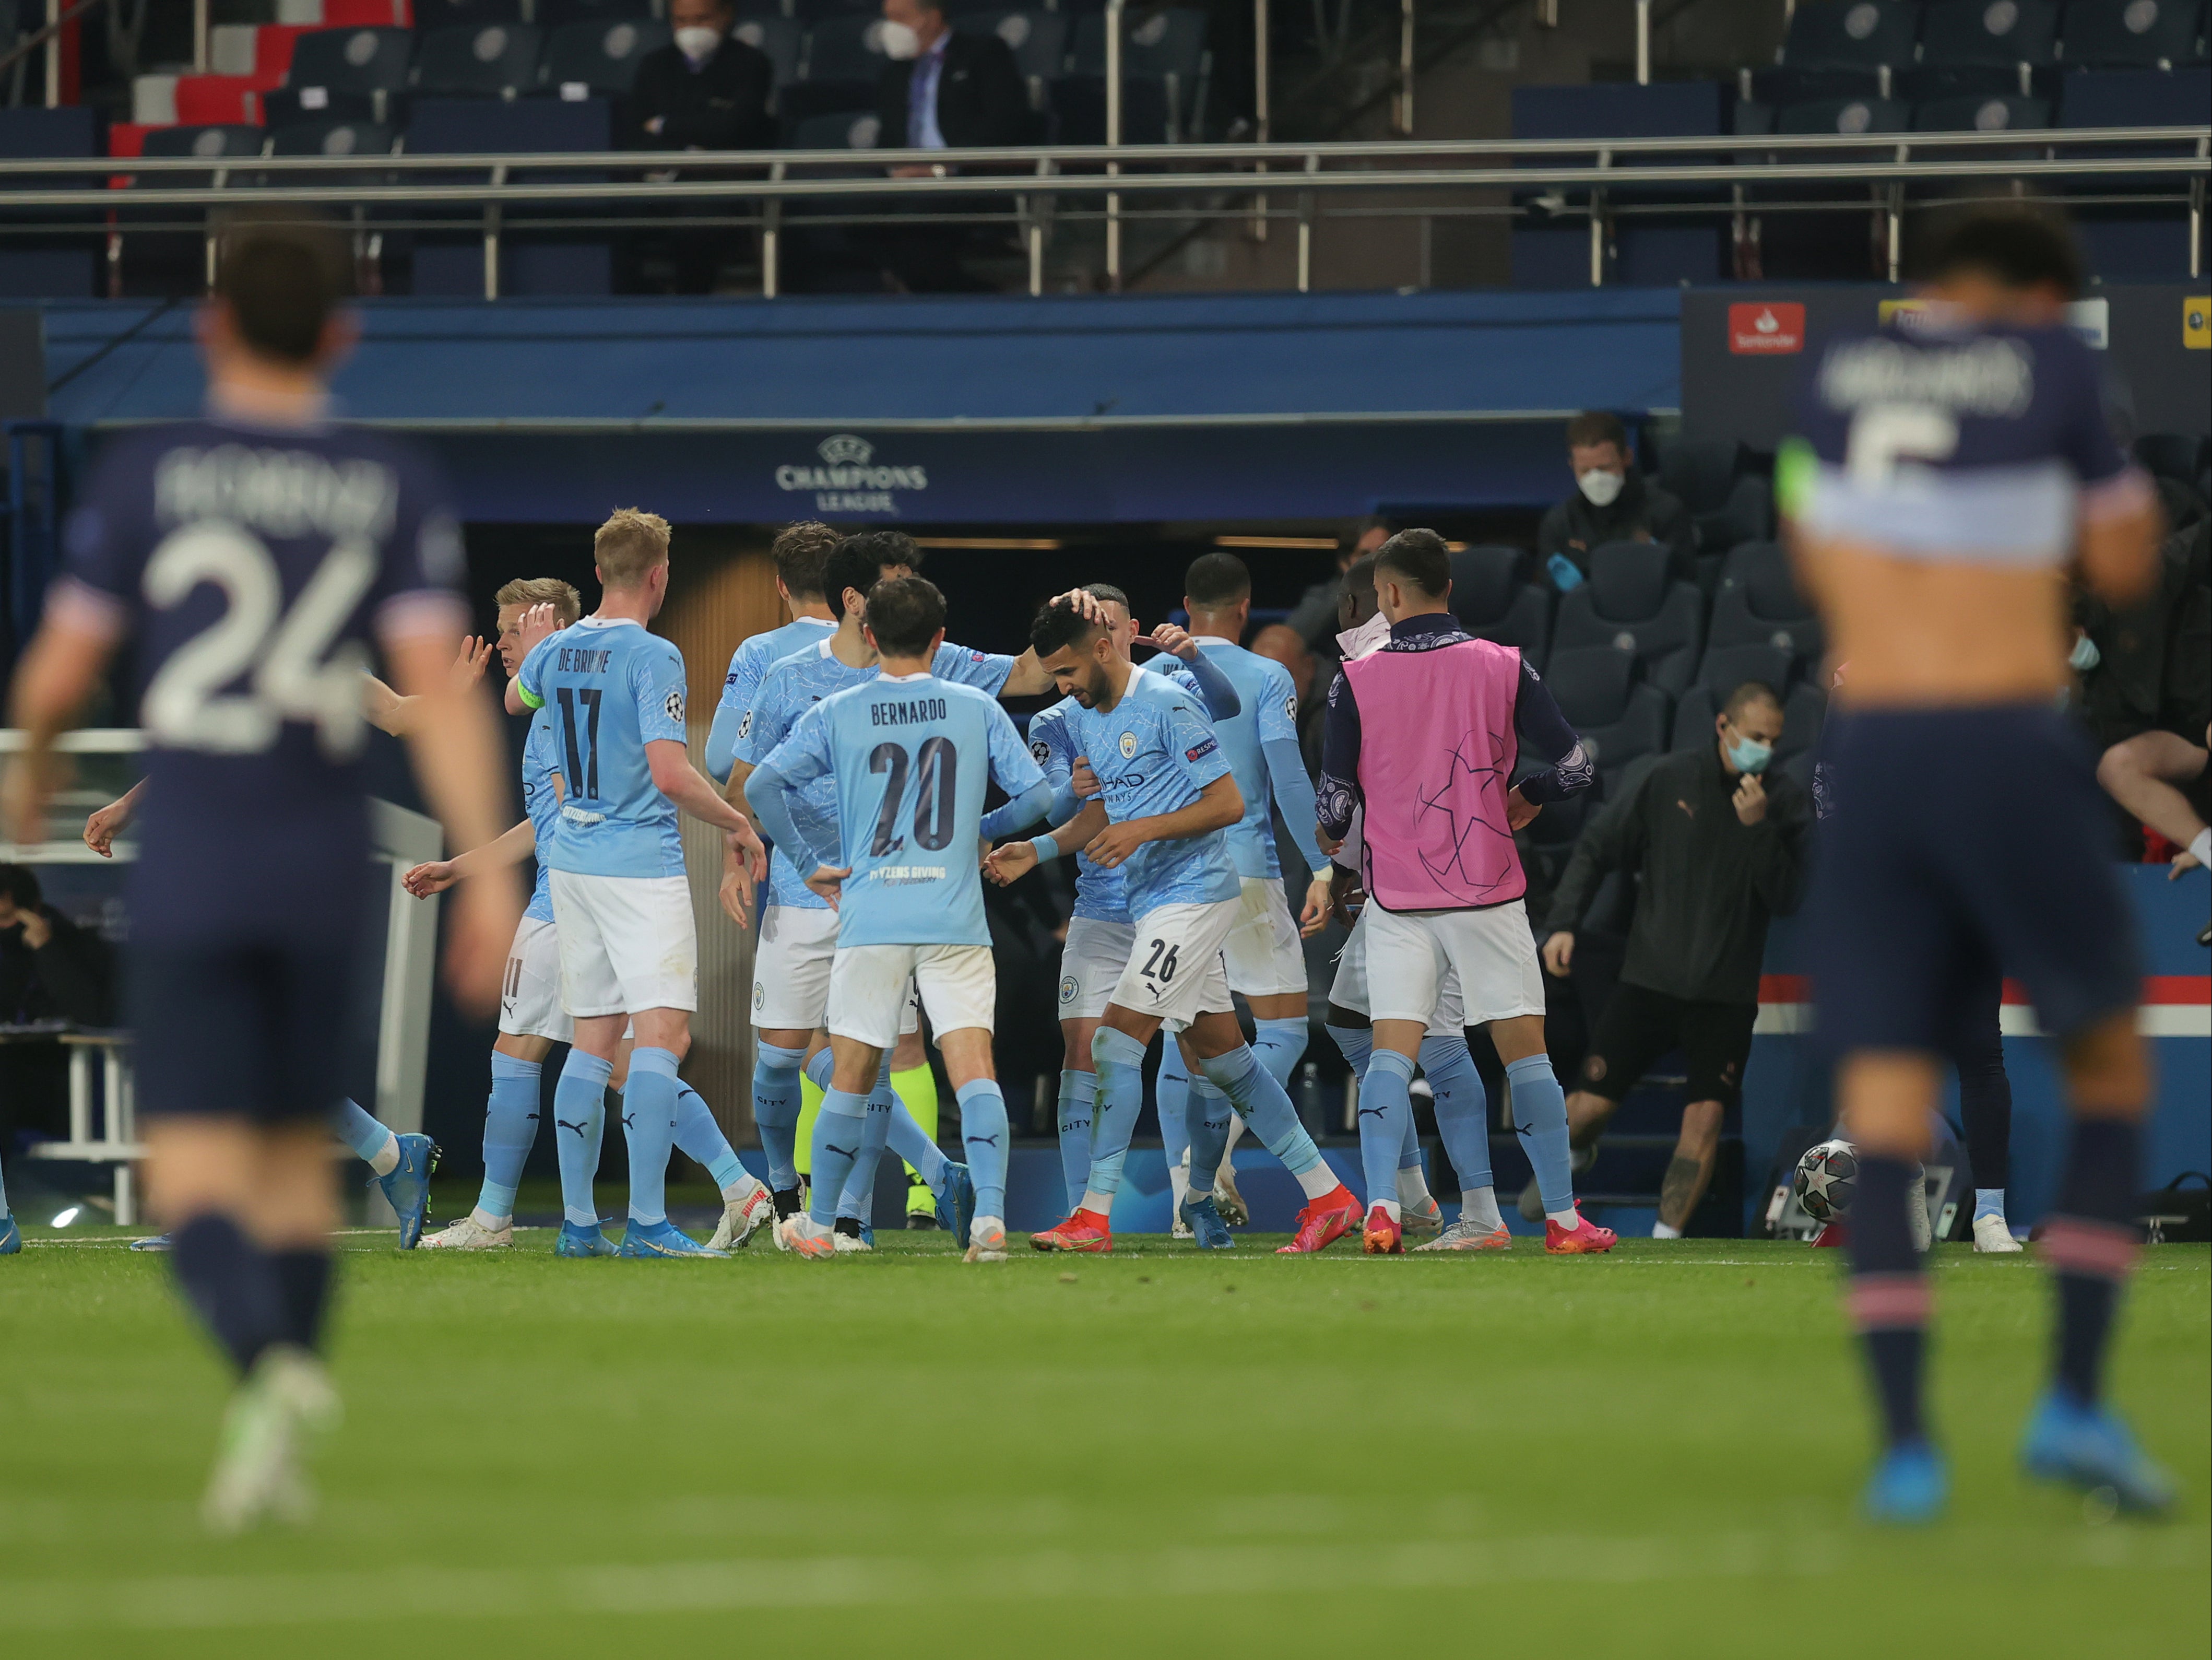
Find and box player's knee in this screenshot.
[1678,1098,1724,1155]
[2060,1014,2150,1115]
[2095,740,2140,793]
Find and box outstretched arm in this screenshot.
[366,635,491,737]
[979,778,1054,841]
[403,815,539,896]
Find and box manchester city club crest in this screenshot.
[1059,974,1079,1005]
[1119,731,1137,759]
[752,982,765,1011]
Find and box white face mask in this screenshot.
[1577,467,1625,508]
[673,24,723,61]
[878,19,922,58]
[1335,610,1390,661]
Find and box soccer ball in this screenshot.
[1794,1138,1859,1224]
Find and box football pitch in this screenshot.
[2,1200,2205,1660]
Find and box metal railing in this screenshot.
[4,124,2203,296]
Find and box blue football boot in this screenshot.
[0,1215,20,1255]
[377,1133,438,1250]
[1180,1193,1235,1251]
[1862,1441,1948,1526]
[935,1161,976,1247]
[128,1233,172,1252]
[616,1219,729,1259]
[555,1220,617,1258]
[2020,1390,2176,1516]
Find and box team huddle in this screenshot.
[413,512,1620,1266]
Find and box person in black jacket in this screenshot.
[870,0,1030,290]
[1535,411,1695,591]
[1529,681,1809,1237]
[625,0,775,291]
[0,863,113,1028]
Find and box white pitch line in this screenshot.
[1,1529,2203,1633]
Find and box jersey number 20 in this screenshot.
[868,737,958,856]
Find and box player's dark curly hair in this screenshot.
[771,522,840,601]
[1920,204,2082,300]
[824,532,922,619]
[1029,597,1103,657]
[865,575,946,657]
[210,207,350,365]
[1185,551,1251,609]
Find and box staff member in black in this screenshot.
[1531,681,1810,1236]
[625,0,776,292]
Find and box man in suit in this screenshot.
[872,0,1030,290]
[626,0,776,290]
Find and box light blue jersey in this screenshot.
[515,616,688,878]
[1063,666,1240,917]
[739,635,1016,911]
[764,672,1044,947]
[520,709,563,922]
[705,613,834,781]
[1194,638,1314,880]
[1027,660,1206,926]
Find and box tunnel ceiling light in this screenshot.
[1212,535,1339,550]
[910,537,1063,551]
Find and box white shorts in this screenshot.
[1329,905,1463,1037]
[1363,899,1545,1028]
[829,943,994,1050]
[1110,899,1236,1032]
[752,904,918,1036]
[499,914,572,1042]
[1057,916,1136,1022]
[549,869,697,1018]
[1221,876,1309,998]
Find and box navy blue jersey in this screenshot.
[58,417,464,941]
[1785,315,2138,566]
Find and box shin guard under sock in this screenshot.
[1848,1154,1931,1448]
[807,1088,871,1228]
[2042,1119,2142,1406]
[268,1248,334,1353]
[752,1040,808,1192]
[170,1214,282,1376]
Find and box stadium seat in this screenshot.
[413,22,545,97]
[1070,7,1210,138]
[411,0,527,26]
[540,18,670,97]
[803,12,895,92]
[1694,642,1799,700]
[1777,679,1828,762]
[542,0,659,22]
[1653,437,1775,556]
[1543,646,1671,791]
[968,10,1072,107]
[785,108,883,148]
[2059,68,2209,276]
[1911,91,2052,127]
[2060,0,2205,67]
[1447,545,1550,658]
[267,25,414,125]
[1903,0,2059,98]
[1750,0,1924,101]
[267,117,399,158]
[0,107,101,298]
[734,16,803,87]
[1050,73,1175,142]
[140,123,267,170]
[407,98,613,295]
[1549,540,1705,698]
[1707,541,1824,670]
[1775,93,1914,133]
[2137,432,2210,487]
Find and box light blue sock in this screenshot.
[836,1063,895,1223]
[1418,1034,1492,1192]
[1184,1077,1233,1194]
[1055,1069,1095,1213]
[752,1040,808,1191]
[1196,1043,1325,1178]
[956,1079,1009,1220]
[477,1054,541,1221]
[673,1081,746,1193]
[0,1156,10,1219]
[1973,1186,2006,1222]
[885,1098,947,1193]
[1252,1017,1310,1090]
[622,1047,682,1227]
[807,1088,871,1228]
[804,1047,835,1090]
[552,1051,613,1228]
[1085,1027,1149,1200]
[1358,1049,1416,1211]
[1325,1022,1374,1084]
[329,1097,394,1167]
[1156,1043,1193,1170]
[1507,1053,1576,1217]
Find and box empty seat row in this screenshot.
[408,0,1111,25]
[1734,67,2208,133]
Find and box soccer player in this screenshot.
[1155,552,1332,1230]
[506,509,769,1259]
[1028,583,1240,1217]
[1,211,522,1528]
[1780,206,2171,1519]
[1317,529,1614,1256]
[747,575,1051,1262]
[411,579,774,1253]
[989,599,1362,1255]
[704,521,839,786]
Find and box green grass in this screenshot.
[1,1208,2205,1660]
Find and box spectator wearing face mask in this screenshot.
[1532,681,1809,1238]
[628,0,774,154]
[1536,410,1694,592]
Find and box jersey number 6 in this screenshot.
[868,737,959,856]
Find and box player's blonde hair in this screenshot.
[595,508,671,588]
[494,576,583,627]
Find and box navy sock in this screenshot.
[170,1214,283,1376]
[1847,1155,1930,1448]
[2043,1119,2142,1406]
[552,1050,612,1228]
[267,1249,334,1353]
[752,1040,808,1192]
[1055,1069,1095,1214]
[956,1079,1009,1220]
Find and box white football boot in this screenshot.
[419,1215,513,1250]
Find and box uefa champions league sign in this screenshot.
[774,433,929,517]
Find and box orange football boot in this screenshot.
[1543,1211,1619,1254]
[1275,1185,1362,1254]
[1030,1208,1114,1253]
[1362,1205,1403,1254]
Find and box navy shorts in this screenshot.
[128,933,359,1125]
[1811,706,2139,1054]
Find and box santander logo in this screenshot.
[1729,301,1805,354]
